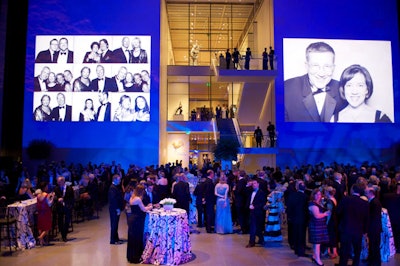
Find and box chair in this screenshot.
[0,197,17,255]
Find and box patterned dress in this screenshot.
[308,201,329,244]
[264,190,285,241]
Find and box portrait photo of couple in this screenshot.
[283,38,394,123]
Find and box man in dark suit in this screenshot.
[112,37,131,63]
[284,41,346,122]
[89,65,113,92]
[142,182,159,206]
[108,174,124,245]
[336,183,369,266]
[99,38,113,63]
[53,176,75,242]
[34,66,50,92]
[97,91,111,122]
[172,173,191,214]
[56,37,73,63]
[35,38,59,63]
[234,169,250,234]
[365,186,382,266]
[286,180,309,257]
[193,177,206,227]
[109,66,127,92]
[333,172,346,204]
[246,179,267,247]
[203,169,216,233]
[50,92,72,121]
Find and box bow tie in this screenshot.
[102,103,107,106]
[60,52,66,55]
[312,87,330,95]
[98,78,104,81]
[125,50,129,53]
[59,106,65,109]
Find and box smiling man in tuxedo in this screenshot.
[56,37,74,63]
[35,38,59,63]
[50,92,72,121]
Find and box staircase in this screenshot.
[216,118,240,147]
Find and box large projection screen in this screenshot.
[23,1,161,168]
[274,0,400,166]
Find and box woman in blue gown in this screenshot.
[214,173,233,234]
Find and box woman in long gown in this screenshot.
[264,184,286,241]
[214,173,233,234]
[36,181,55,246]
[127,184,152,264]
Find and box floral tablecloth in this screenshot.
[142,208,192,265]
[7,198,37,249]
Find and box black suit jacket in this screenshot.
[203,177,216,205]
[34,76,47,92]
[284,74,346,122]
[54,184,75,211]
[56,50,74,63]
[108,184,124,211]
[337,194,369,237]
[286,191,308,224]
[35,49,57,63]
[172,181,191,211]
[368,197,382,236]
[88,77,113,92]
[234,178,248,207]
[96,102,111,122]
[247,189,267,215]
[50,105,72,121]
[112,48,130,63]
[100,50,113,63]
[108,77,122,92]
[142,190,159,206]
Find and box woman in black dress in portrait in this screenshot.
[127,184,152,264]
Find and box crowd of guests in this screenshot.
[1,159,400,265]
[218,46,275,70]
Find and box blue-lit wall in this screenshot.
[274,0,400,167]
[23,0,160,169]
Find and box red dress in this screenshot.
[37,194,52,231]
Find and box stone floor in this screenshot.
[1,206,399,266]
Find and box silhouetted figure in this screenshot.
[244,47,252,70]
[232,48,240,70]
[254,126,264,148]
[267,121,276,147]
[262,48,269,70]
[268,46,275,70]
[225,49,232,69]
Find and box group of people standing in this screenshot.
[220,46,275,70]
[253,121,276,148]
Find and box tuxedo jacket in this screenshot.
[112,48,131,63]
[88,77,113,92]
[286,191,309,224]
[234,178,249,207]
[142,190,160,206]
[337,194,369,237]
[247,189,267,215]
[34,76,46,92]
[108,184,124,211]
[57,50,74,63]
[368,197,382,236]
[96,102,111,122]
[284,74,346,122]
[54,184,75,210]
[203,177,216,205]
[108,76,122,92]
[50,105,72,121]
[35,49,57,63]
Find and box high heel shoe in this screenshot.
[311,257,324,266]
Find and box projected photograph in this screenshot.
[283,38,394,123]
[33,35,151,122]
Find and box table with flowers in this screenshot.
[141,199,192,265]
